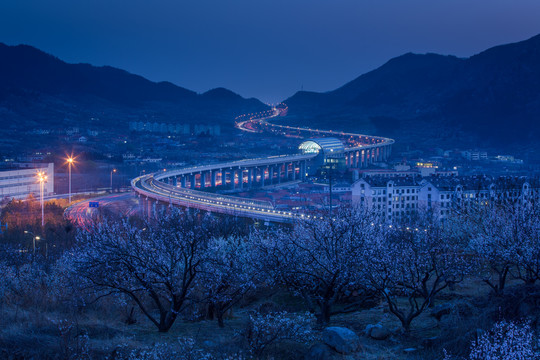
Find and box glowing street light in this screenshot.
[110,168,117,192]
[66,156,75,203]
[37,172,47,227]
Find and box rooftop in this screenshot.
[299,137,345,156]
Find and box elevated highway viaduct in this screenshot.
[132,105,395,223]
[132,153,317,223]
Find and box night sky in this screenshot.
[1,0,539,103]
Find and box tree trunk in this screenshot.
[498,268,508,294]
[158,324,170,333]
[125,307,136,325]
[217,312,225,328]
[317,302,331,325]
[158,311,178,332]
[206,302,215,321]
[401,317,412,334]
[491,266,510,296]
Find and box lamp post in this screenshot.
[37,172,47,227]
[110,168,117,192]
[67,157,74,203]
[24,230,40,256]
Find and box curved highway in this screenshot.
[235,104,395,151]
[132,175,321,223]
[132,104,394,223]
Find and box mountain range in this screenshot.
[0,43,267,135]
[1,35,540,160]
[283,33,540,160]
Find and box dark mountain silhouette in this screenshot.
[284,34,540,159]
[0,43,267,132]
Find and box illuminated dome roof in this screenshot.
[299,137,345,155]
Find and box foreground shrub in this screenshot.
[112,338,212,360]
[239,311,314,357]
[469,320,538,360]
[444,320,539,360]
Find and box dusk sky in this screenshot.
[1,0,540,103]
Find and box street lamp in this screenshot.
[24,230,40,256]
[66,156,75,203]
[37,172,47,227]
[110,168,117,192]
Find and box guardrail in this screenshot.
[153,153,316,181]
[132,175,325,223]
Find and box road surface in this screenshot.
[64,192,139,229]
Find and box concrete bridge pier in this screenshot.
[253,167,258,186]
[229,169,234,189]
[231,169,237,189]
[239,169,244,189]
[138,195,146,216]
[200,172,206,189]
[248,168,253,187]
[220,169,226,187]
[145,197,153,218]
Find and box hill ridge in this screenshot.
[0,42,268,140]
[283,33,540,159]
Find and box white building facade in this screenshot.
[0,163,54,200]
[352,175,539,224]
[351,177,420,224]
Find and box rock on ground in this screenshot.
[322,326,361,355]
[304,343,337,360]
[369,325,391,340]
